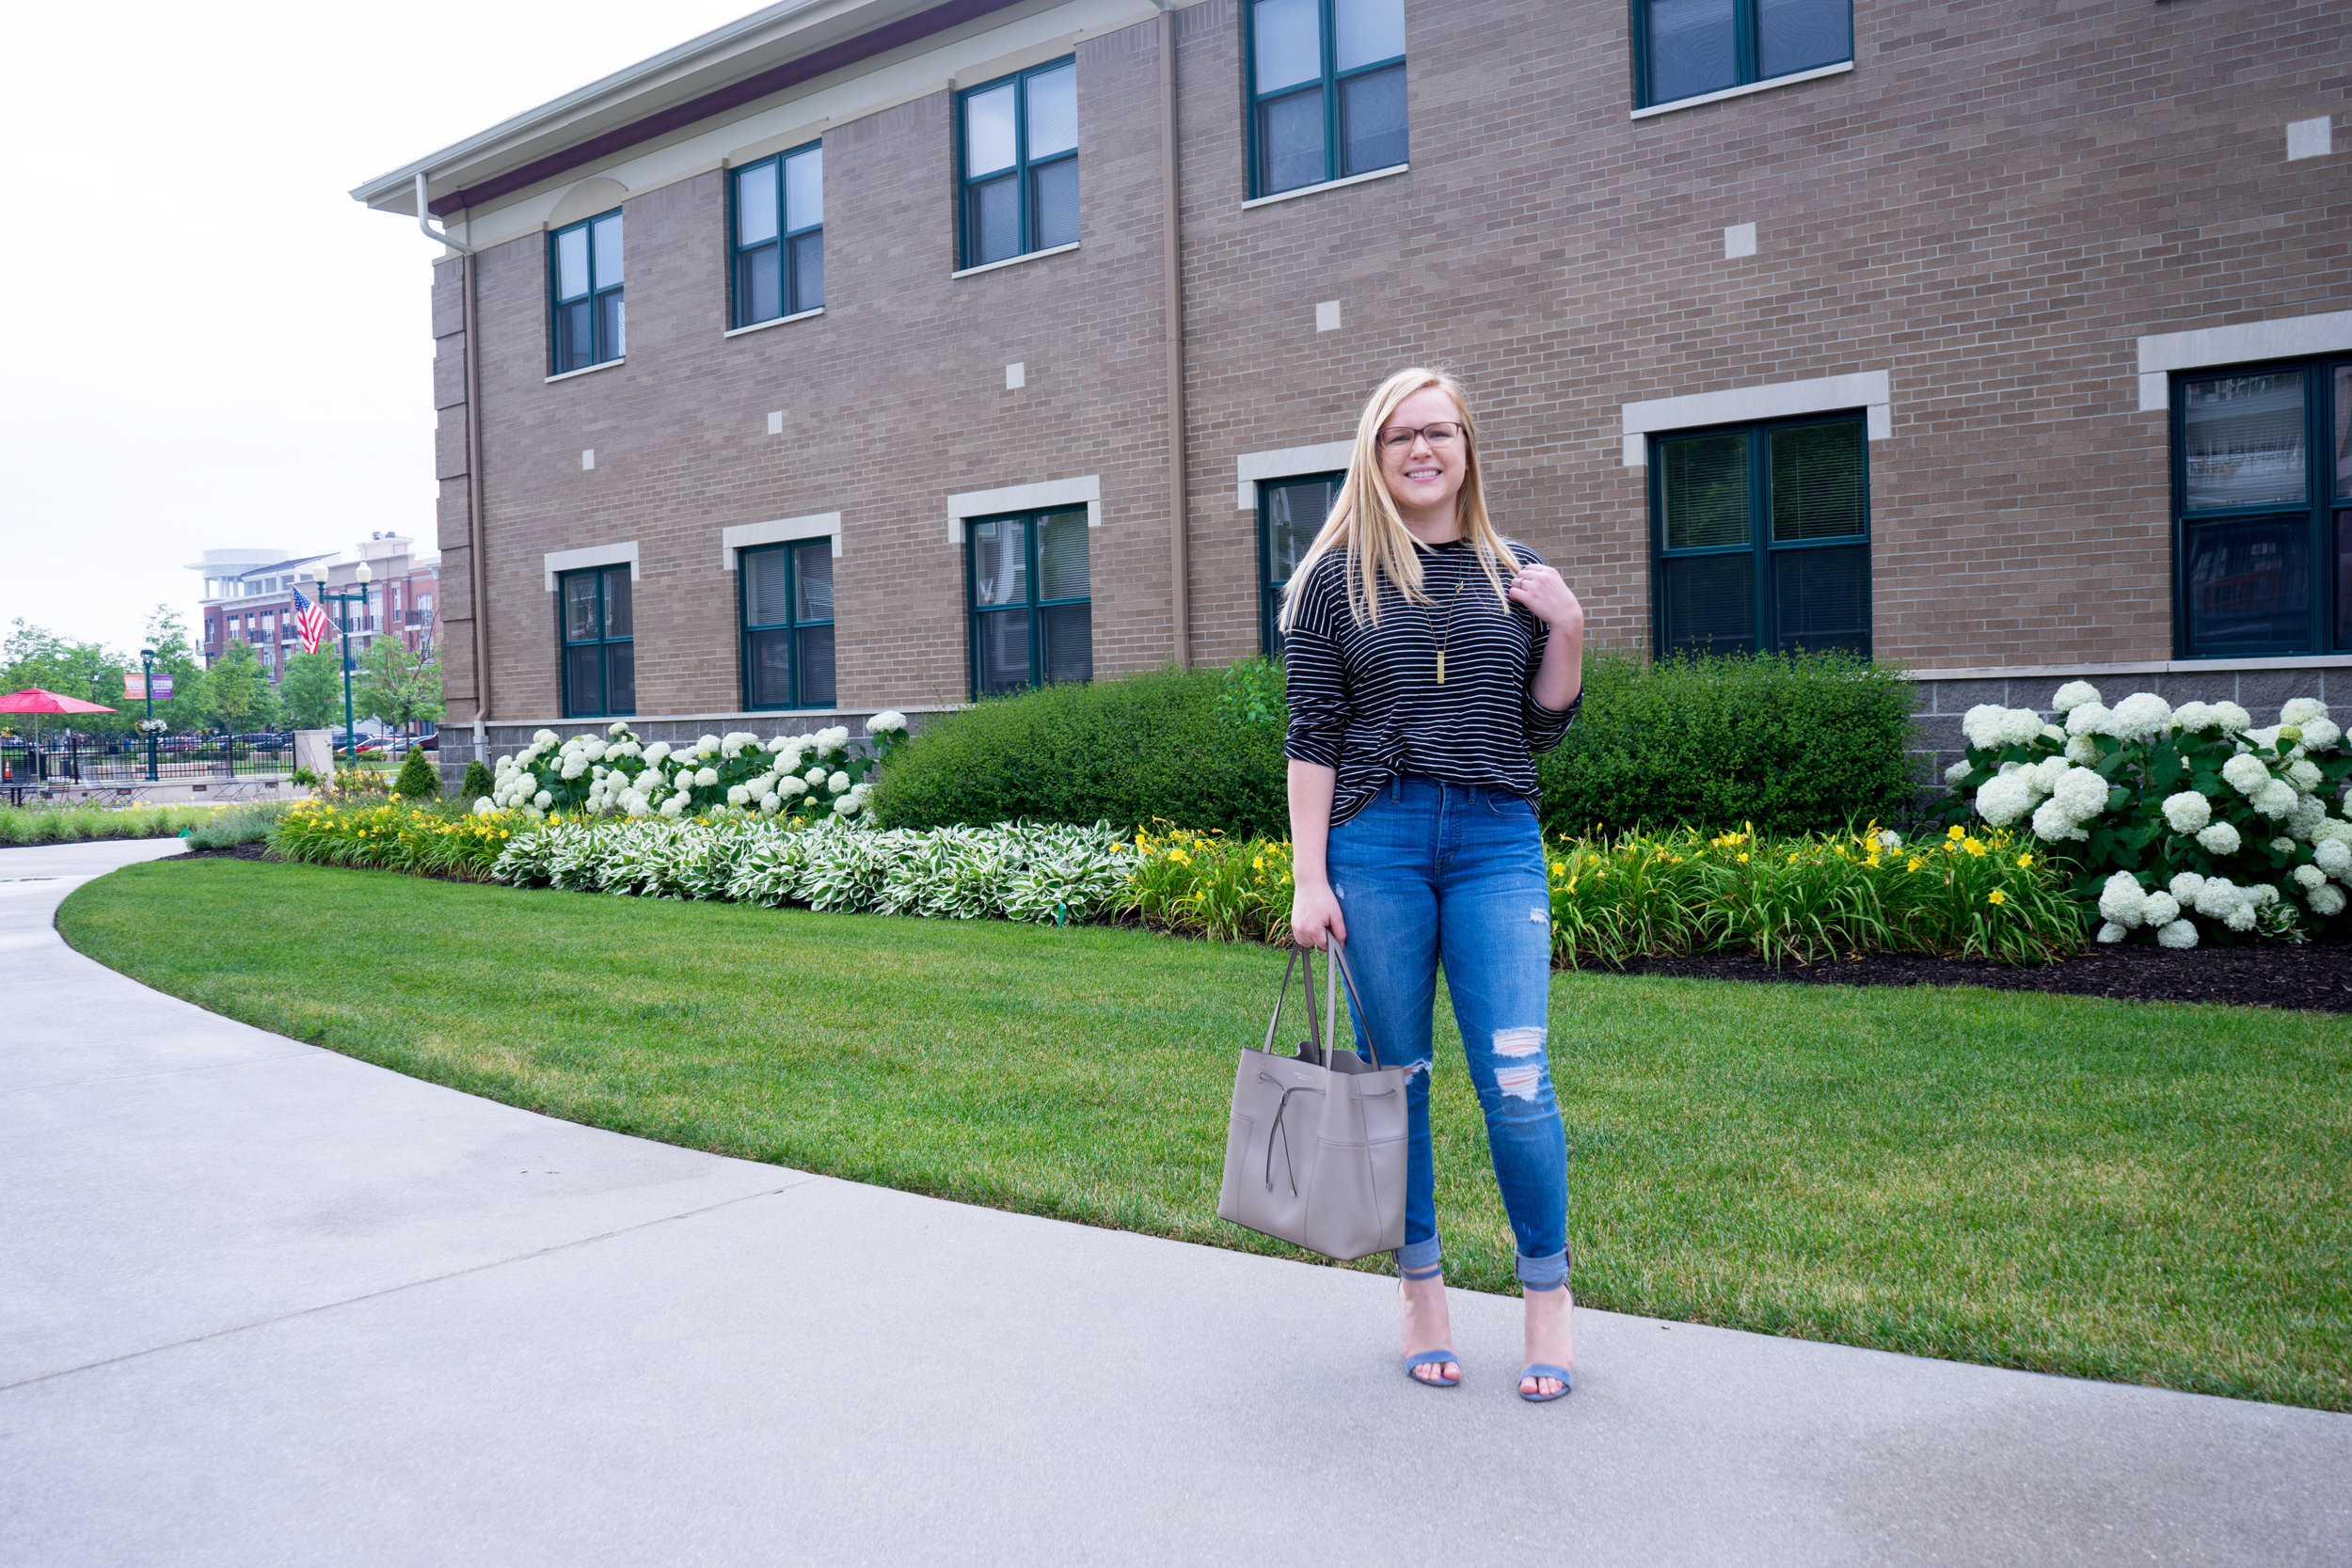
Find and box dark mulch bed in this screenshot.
[178,842,274,862]
[1605,942,2352,1014]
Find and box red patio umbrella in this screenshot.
[0,688,118,752]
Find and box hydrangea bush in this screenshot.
[1942,687,2352,945]
[482,713,908,822]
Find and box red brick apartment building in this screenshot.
[195,535,442,683]
[350,0,2348,781]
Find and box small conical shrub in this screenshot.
[458,758,495,803]
[394,745,441,800]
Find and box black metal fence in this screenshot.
[0,731,296,790]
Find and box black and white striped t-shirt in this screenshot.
[1282,537,1579,827]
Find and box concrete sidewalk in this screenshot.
[3,840,2344,1566]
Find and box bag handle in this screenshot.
[1327,935,1386,1070]
[1260,946,1327,1056]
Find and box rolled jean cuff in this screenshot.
[1516,1247,1571,1290]
[1397,1237,1444,1274]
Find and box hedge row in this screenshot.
[870,652,1918,839]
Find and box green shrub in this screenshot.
[183,802,285,849]
[393,746,440,800]
[0,803,226,846]
[1537,651,1917,839]
[457,759,495,803]
[870,664,1287,837]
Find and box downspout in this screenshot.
[1152,0,1189,668]
[414,173,493,758]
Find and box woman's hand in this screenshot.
[1291,877,1346,951]
[1508,563,1583,636]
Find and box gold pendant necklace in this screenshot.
[1433,564,1467,685]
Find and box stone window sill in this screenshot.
[1630,60,1852,120]
[1241,164,1408,211]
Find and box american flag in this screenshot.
[293,587,331,656]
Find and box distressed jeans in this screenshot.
[1327,775,1569,1288]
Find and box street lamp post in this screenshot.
[303,563,373,759]
[139,647,158,782]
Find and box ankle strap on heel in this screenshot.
[1399,1262,1444,1282]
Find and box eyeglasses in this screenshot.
[1377,421,1466,451]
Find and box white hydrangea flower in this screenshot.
[2225,903,2258,932]
[2286,759,2322,791]
[2271,836,2298,856]
[2142,892,2181,927]
[2028,756,2072,793]
[2192,878,2241,918]
[2169,871,2206,903]
[661,795,687,817]
[2196,821,2241,855]
[2294,863,2327,891]
[494,754,514,770]
[2156,919,2199,949]
[525,805,545,820]
[2253,779,2297,818]
[2169,702,2218,733]
[2213,702,2252,733]
[2064,703,2112,737]
[1944,760,1972,785]
[2243,725,2283,752]
[2065,735,2101,765]
[472,797,496,816]
[643,741,672,764]
[2053,767,2107,820]
[2097,871,2148,928]
[2052,681,2102,714]
[532,729,558,745]
[2221,753,2272,795]
[2097,921,2127,944]
[2032,800,2088,842]
[834,794,864,816]
[2311,883,2347,917]
[815,724,851,752]
[780,776,809,797]
[828,770,850,793]
[2251,882,2280,908]
[726,784,750,806]
[2280,698,2328,727]
[532,789,553,810]
[2317,838,2352,876]
[804,766,828,785]
[2298,718,2342,751]
[2105,692,2172,741]
[695,767,719,787]
[1877,830,1901,851]
[1996,761,2024,777]
[2040,724,2066,744]
[2161,791,2212,833]
[866,710,908,735]
[561,755,587,780]
[759,792,781,814]
[623,792,650,817]
[1976,771,2039,827]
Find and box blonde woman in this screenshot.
[1281,367,1584,1401]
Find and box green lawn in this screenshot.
[59,858,2352,1411]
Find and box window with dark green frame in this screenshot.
[731,144,823,326]
[968,508,1090,696]
[1260,472,1341,656]
[959,60,1077,270]
[548,209,624,373]
[1651,414,1869,657]
[1247,0,1406,198]
[739,540,835,709]
[2172,357,2352,657]
[1632,0,1851,110]
[558,565,635,718]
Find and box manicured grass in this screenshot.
[60,858,2352,1410]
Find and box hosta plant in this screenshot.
[483,712,908,823]
[1941,687,2352,945]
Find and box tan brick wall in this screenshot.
[433,0,2350,728]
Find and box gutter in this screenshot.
[1152,0,1187,668]
[406,174,493,750]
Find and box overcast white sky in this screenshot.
[0,0,753,654]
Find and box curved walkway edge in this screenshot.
[3,840,2345,1567]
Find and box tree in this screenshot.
[357,637,443,737]
[279,647,346,731]
[0,620,131,736]
[394,745,441,800]
[205,641,278,733]
[138,604,209,733]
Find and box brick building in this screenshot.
[350,0,2349,780]
[195,534,443,686]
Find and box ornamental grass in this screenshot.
[1124,822,2082,967]
[0,802,231,846]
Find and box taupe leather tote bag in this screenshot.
[1216,938,1408,1261]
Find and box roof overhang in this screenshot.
[350,0,1031,220]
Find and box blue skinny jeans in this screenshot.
[1326,775,1569,1289]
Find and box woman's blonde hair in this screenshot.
[1278,367,1515,631]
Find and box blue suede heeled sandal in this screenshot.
[1518,1276,1574,1402]
[1399,1262,1460,1387]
